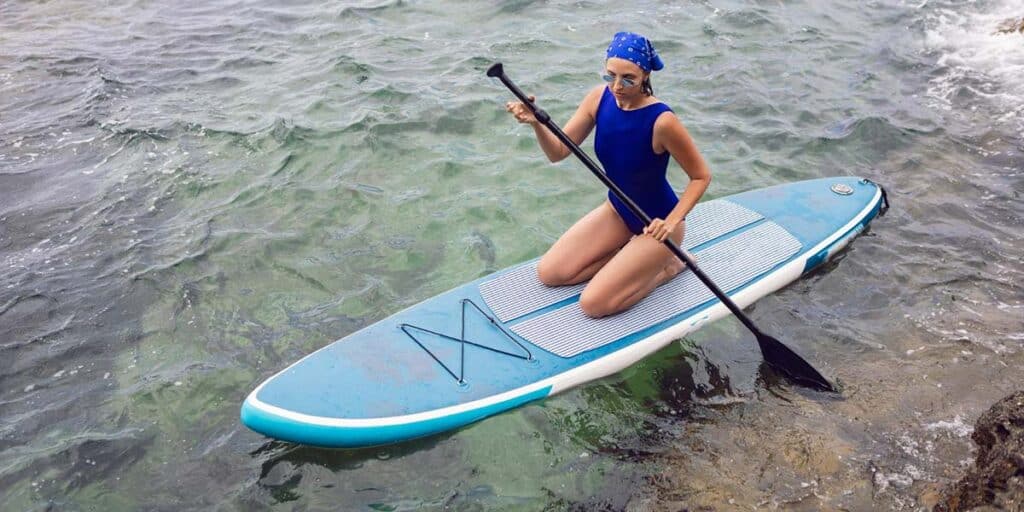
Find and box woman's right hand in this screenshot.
[505,95,539,125]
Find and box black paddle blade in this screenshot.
[486,62,504,78]
[756,333,836,392]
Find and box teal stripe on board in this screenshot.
[241,385,552,448]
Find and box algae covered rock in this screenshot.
[936,391,1024,511]
[995,17,1024,34]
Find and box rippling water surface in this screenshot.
[1,0,1022,510]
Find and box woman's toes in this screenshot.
[666,258,685,277]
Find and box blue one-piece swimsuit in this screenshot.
[594,86,679,235]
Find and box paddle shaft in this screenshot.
[489,62,836,392]
[489,67,767,338]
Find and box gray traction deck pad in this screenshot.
[479,199,764,322]
[509,221,802,358]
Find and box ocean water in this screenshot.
[1,0,1021,510]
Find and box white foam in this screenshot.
[921,1,1024,135]
[925,414,974,438]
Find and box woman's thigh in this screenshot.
[579,223,685,317]
[537,202,634,286]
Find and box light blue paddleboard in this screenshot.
[241,177,886,448]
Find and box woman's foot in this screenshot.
[655,250,697,287]
[655,256,685,287]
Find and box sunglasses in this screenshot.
[601,73,640,88]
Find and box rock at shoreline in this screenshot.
[995,17,1024,34]
[935,391,1024,511]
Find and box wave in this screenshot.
[920,0,1024,136]
[718,7,779,30]
[337,0,407,20]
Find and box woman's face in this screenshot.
[604,57,647,100]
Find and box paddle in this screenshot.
[487,62,836,393]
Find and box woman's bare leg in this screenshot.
[537,202,634,286]
[578,222,685,318]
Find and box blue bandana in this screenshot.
[605,31,664,73]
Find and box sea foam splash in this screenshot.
[920,0,1024,136]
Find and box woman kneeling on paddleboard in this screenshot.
[505,31,711,318]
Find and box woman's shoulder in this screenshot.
[653,108,685,138]
[653,106,680,126]
[647,95,674,111]
[583,84,606,105]
[586,84,607,99]
[581,85,608,118]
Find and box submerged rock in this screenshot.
[995,17,1024,34]
[935,391,1024,511]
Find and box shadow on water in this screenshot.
[588,341,746,460]
[252,432,454,475]
[250,434,452,504]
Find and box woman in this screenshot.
[505,31,711,318]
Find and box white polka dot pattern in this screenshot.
[606,31,663,72]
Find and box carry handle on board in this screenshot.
[487,62,836,393]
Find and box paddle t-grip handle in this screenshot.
[487,62,551,124]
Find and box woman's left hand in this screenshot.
[644,217,681,242]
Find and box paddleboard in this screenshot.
[241,176,886,448]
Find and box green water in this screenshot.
[2,0,1022,510]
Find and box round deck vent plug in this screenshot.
[830,183,854,196]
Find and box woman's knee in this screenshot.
[537,257,571,286]
[579,288,616,318]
